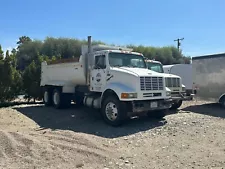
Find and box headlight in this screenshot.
[182,84,186,92]
[166,91,171,96]
[121,93,137,98]
[165,87,171,96]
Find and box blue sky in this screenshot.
[0,0,225,57]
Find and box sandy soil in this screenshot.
[0,100,224,169]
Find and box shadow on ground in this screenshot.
[181,103,225,118]
[14,104,167,138]
[0,101,43,108]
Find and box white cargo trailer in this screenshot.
[192,53,225,107]
[40,36,173,126]
[145,60,193,109]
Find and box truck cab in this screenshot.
[145,59,192,109]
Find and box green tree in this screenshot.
[0,50,22,102]
[16,40,43,70]
[17,36,32,45]
[0,45,3,60]
[22,55,45,102]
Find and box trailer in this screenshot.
[192,53,225,107]
[40,36,173,126]
[163,64,195,96]
[145,60,193,109]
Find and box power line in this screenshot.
[174,38,184,51]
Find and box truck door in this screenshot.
[90,54,107,92]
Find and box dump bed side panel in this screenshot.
[40,61,86,87]
[192,54,225,102]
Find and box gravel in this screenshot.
[0,100,224,169]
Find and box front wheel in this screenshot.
[101,96,127,127]
[170,100,183,110]
[220,97,225,108]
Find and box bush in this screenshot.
[0,51,22,103]
[22,55,45,102]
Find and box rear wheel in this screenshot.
[52,88,71,109]
[101,96,127,127]
[43,88,52,106]
[170,100,183,110]
[52,89,63,109]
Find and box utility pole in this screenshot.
[174,38,184,51]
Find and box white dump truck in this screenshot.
[145,59,193,109]
[40,36,172,126]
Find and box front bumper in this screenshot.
[171,92,194,101]
[131,98,173,113]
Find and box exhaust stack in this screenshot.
[88,36,91,54]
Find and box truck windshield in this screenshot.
[147,62,164,73]
[108,52,147,68]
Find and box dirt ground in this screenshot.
[0,100,224,169]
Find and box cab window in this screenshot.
[95,55,106,69]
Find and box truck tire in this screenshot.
[101,96,127,127]
[147,110,166,119]
[43,88,52,106]
[220,97,225,108]
[52,88,64,109]
[170,100,183,110]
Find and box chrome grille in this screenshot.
[165,77,181,87]
[140,77,164,91]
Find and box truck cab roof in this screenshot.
[94,49,144,56]
[145,59,162,64]
[81,44,143,56]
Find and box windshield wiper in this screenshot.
[123,65,138,68]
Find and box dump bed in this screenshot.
[40,57,86,87]
[192,53,225,102]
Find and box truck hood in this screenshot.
[110,67,164,77]
[162,73,181,78]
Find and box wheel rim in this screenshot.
[53,92,60,105]
[44,91,48,103]
[105,102,118,121]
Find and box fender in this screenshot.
[101,82,136,101]
[43,80,66,87]
[218,93,225,103]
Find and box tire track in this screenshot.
[30,131,116,163]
